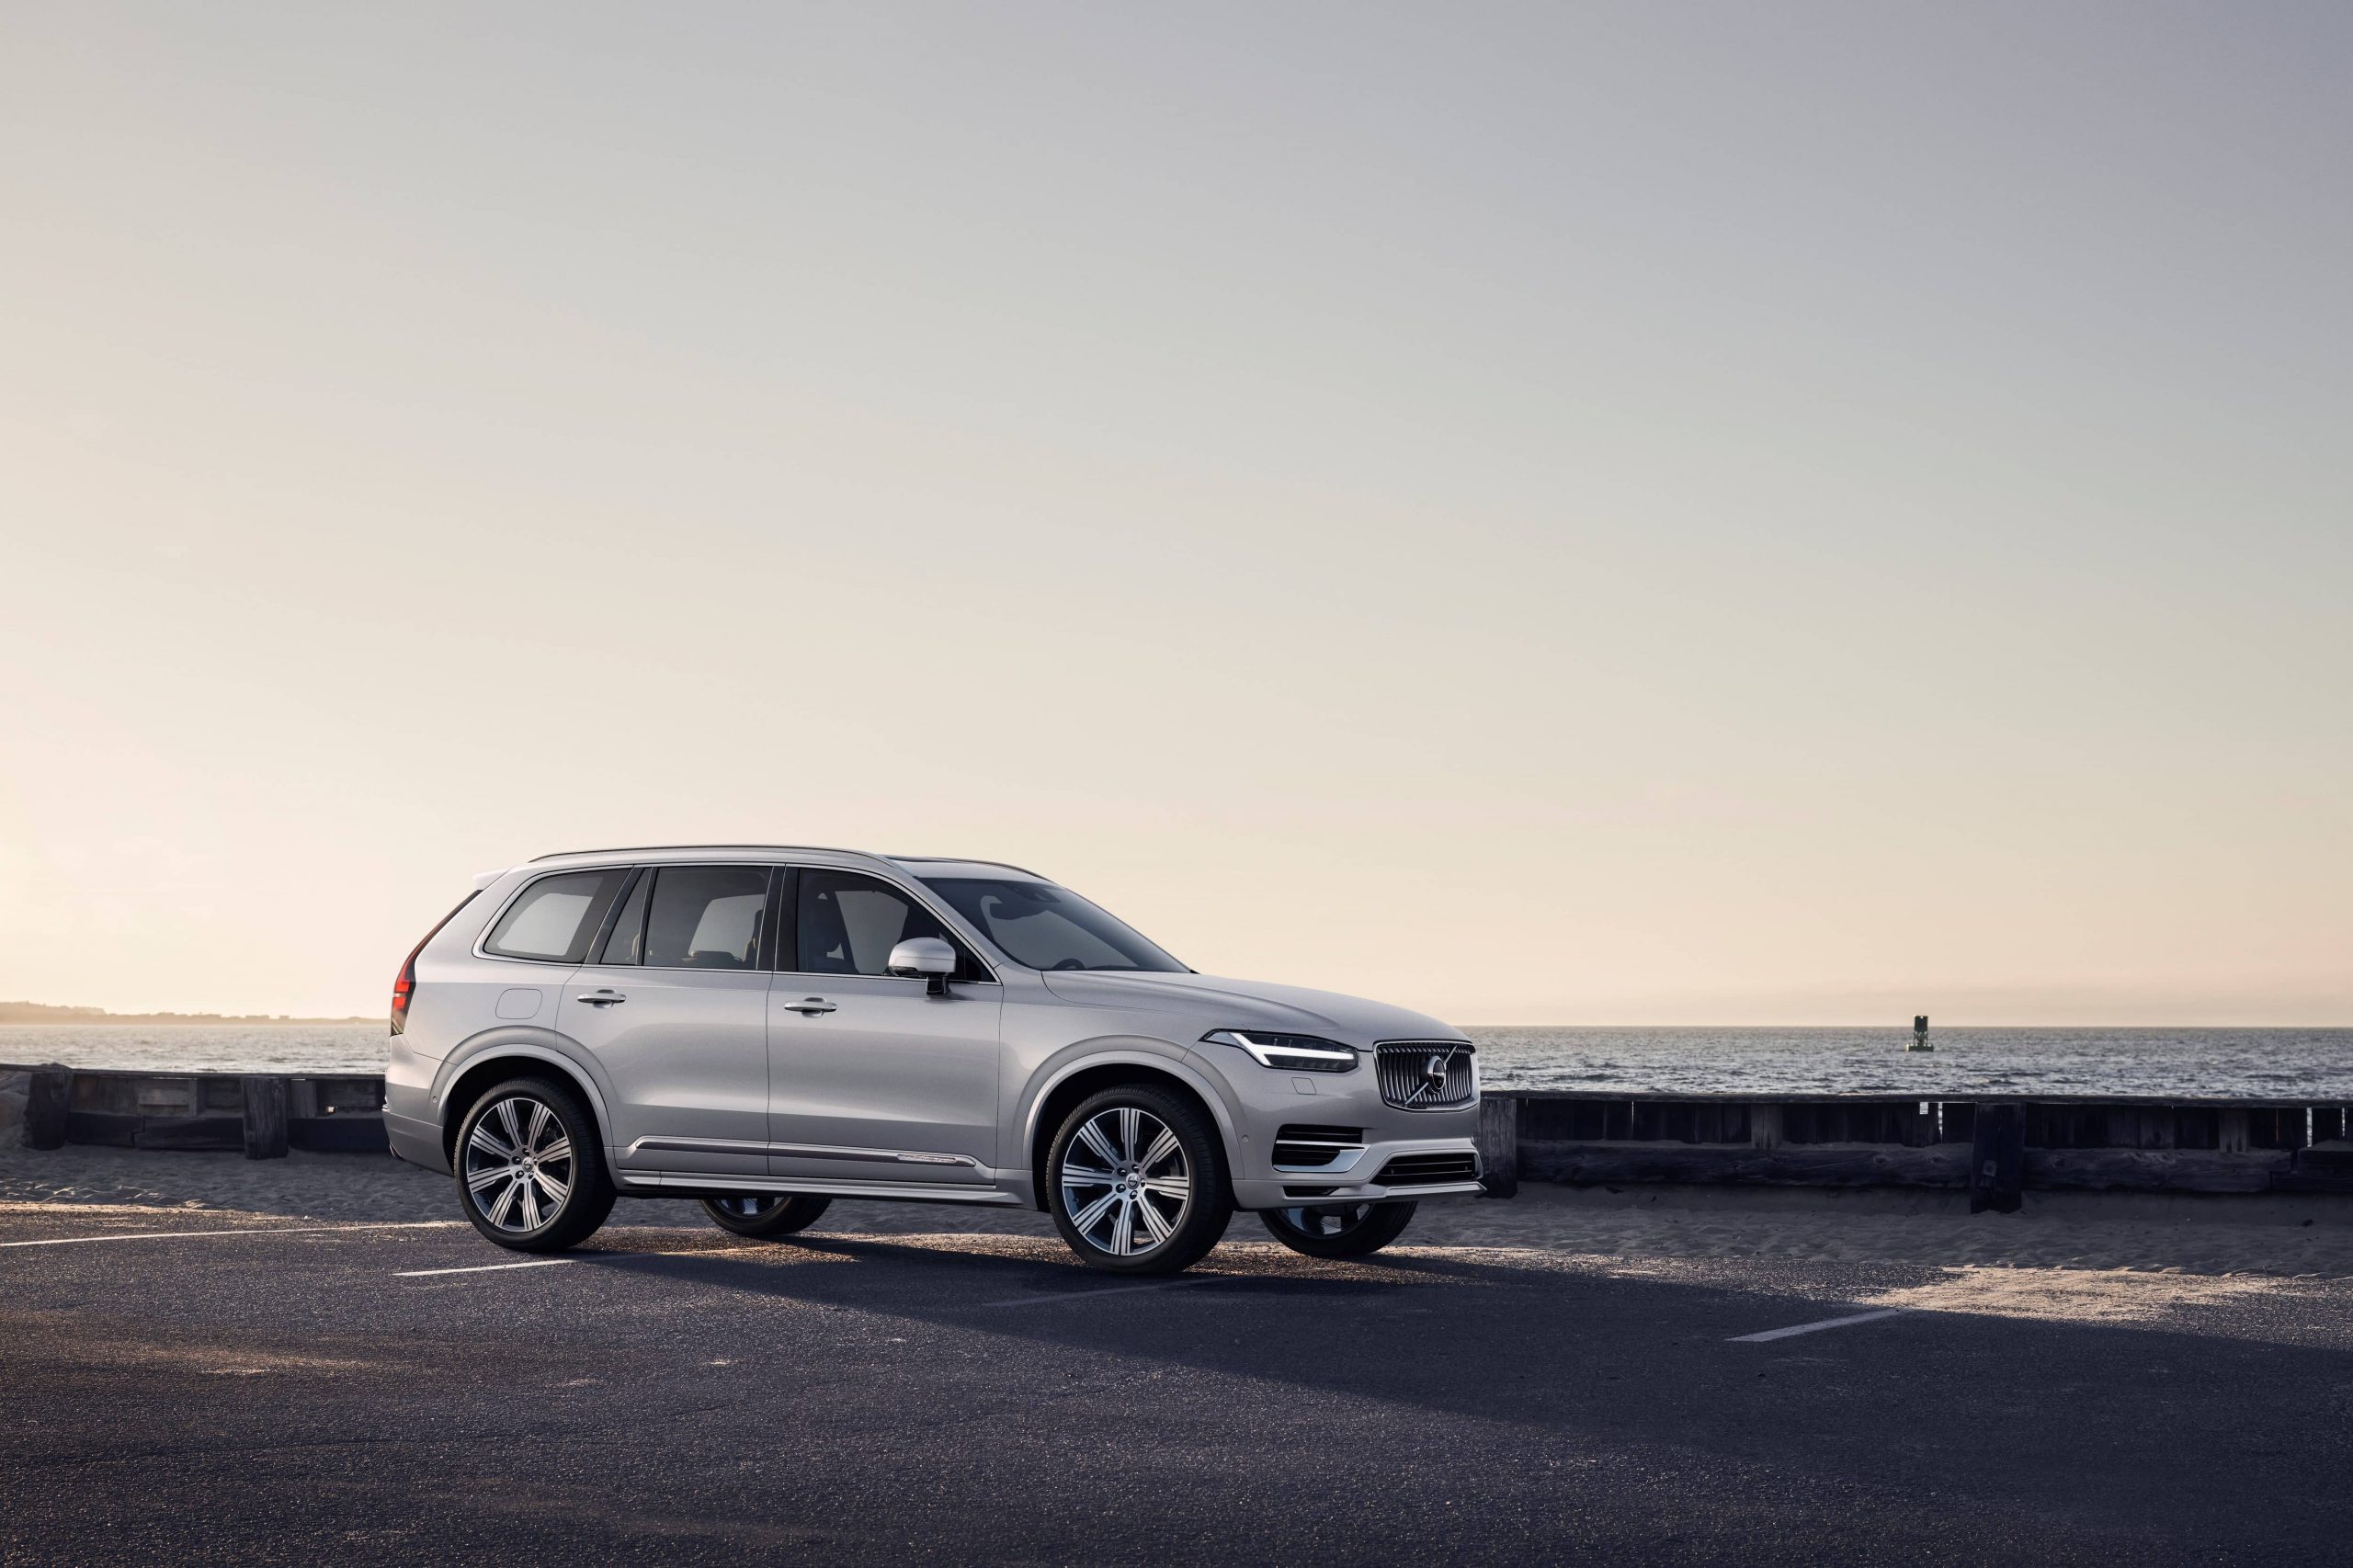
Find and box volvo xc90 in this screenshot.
[386,846,1483,1274]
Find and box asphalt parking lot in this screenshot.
[5,1198,2351,1567]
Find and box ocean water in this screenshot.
[0,1025,396,1075]
[1467,1027,2353,1099]
[6,1023,2350,1100]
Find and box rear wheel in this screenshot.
[1259,1200,1416,1258]
[453,1077,616,1253]
[699,1194,833,1239]
[1047,1085,1231,1275]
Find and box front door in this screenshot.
[558,864,776,1176]
[767,868,1002,1184]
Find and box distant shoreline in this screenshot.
[0,1003,371,1027]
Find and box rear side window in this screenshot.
[643,866,770,970]
[797,869,986,981]
[483,870,630,964]
[595,871,652,966]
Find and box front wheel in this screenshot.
[699,1194,833,1239]
[1259,1200,1416,1258]
[1047,1085,1231,1275]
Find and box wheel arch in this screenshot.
[433,1030,617,1168]
[1021,1050,1240,1211]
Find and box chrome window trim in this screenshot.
[471,859,1003,983]
[475,862,775,973]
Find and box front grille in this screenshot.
[1375,1041,1476,1111]
[1375,1153,1480,1186]
[1273,1123,1362,1170]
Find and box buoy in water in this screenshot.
[1909,1013,1933,1051]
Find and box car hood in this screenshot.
[1039,970,1463,1046]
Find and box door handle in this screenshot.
[575,990,627,1006]
[779,997,836,1016]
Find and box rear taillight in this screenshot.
[391,892,479,1036]
[389,964,417,1034]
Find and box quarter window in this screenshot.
[483,870,631,964]
[798,869,984,980]
[642,866,770,971]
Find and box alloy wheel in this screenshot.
[1058,1106,1192,1258]
[462,1094,574,1233]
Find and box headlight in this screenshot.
[1201,1028,1358,1074]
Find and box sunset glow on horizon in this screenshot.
[3,5,2347,1023]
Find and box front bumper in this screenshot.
[1211,1045,1484,1210]
[1230,1131,1483,1210]
[1231,1172,1484,1210]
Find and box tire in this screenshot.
[1047,1085,1231,1275]
[452,1076,616,1253]
[699,1194,833,1239]
[1258,1200,1416,1259]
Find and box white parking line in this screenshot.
[0,1221,465,1250]
[978,1276,1222,1310]
[1729,1307,1909,1344]
[393,1244,769,1279]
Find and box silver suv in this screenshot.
[387,846,1482,1274]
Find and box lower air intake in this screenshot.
[1272,1124,1363,1169]
[1375,1153,1480,1186]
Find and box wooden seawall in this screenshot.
[7,1067,2351,1204]
[1472,1090,2353,1205]
[0,1064,389,1158]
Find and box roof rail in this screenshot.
[526,844,890,864]
[891,855,1051,879]
[526,846,1054,880]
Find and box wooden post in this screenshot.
[1476,1095,1518,1199]
[241,1075,289,1161]
[25,1066,73,1151]
[1969,1101,2026,1214]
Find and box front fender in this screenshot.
[1015,1037,1245,1198]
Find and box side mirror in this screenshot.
[887,937,959,996]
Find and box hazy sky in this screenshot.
[3,4,2347,1023]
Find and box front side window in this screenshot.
[483,869,631,964]
[798,869,984,980]
[642,866,770,970]
[917,878,1186,972]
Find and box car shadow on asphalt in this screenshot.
[544,1224,2353,1557]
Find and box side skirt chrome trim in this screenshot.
[627,1136,983,1169]
[615,1171,1025,1204]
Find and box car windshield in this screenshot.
[917,878,1188,973]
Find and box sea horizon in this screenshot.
[7,1021,2349,1100]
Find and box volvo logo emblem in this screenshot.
[1394,1043,1467,1107]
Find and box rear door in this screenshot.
[767,867,1002,1184]
[558,864,777,1177]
